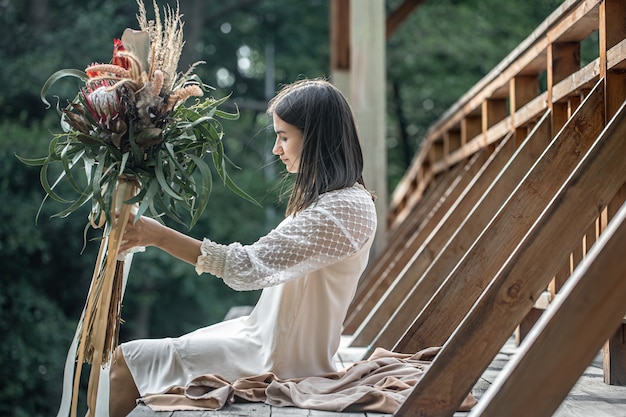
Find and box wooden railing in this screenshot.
[388,0,625,227]
[343,0,626,415]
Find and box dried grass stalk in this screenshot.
[68,179,138,417]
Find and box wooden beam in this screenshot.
[602,183,626,385]
[330,0,350,71]
[386,0,425,39]
[468,200,626,417]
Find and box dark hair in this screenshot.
[267,79,365,216]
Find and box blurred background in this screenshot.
[0,0,567,415]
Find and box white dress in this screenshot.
[121,184,377,396]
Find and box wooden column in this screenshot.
[602,184,626,386]
[548,41,581,133]
[481,98,507,138]
[510,75,539,145]
[330,0,350,93]
[599,0,626,386]
[350,0,387,253]
[461,115,481,145]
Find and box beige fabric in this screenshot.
[140,347,477,413]
[120,184,377,395]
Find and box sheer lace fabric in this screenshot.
[196,184,377,290]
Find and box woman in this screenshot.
[110,79,378,417]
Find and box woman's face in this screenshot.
[272,113,304,173]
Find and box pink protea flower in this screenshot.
[80,81,127,147]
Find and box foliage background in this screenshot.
[0,0,570,415]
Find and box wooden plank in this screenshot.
[393,89,625,417]
[607,38,626,70]
[510,75,539,112]
[358,109,551,352]
[391,0,606,223]
[386,0,426,39]
[601,0,626,51]
[392,80,605,355]
[348,151,488,342]
[466,201,626,417]
[345,163,467,333]
[388,165,436,230]
[552,59,600,103]
[389,153,428,217]
[514,307,543,345]
[602,183,626,385]
[484,117,511,147]
[546,0,600,43]
[348,134,514,348]
[605,71,626,125]
[482,98,507,133]
[548,41,581,105]
[603,324,626,386]
[446,129,462,153]
[461,115,482,145]
[513,91,548,129]
[330,0,350,71]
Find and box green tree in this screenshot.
[385,0,566,189]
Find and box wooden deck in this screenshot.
[126,337,626,417]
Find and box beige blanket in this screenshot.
[140,347,477,413]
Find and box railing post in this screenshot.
[599,0,626,387]
[548,41,581,133]
[510,75,539,145]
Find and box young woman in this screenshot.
[109,79,378,417]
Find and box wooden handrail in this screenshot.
[388,0,626,230]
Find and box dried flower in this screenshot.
[22,0,257,233]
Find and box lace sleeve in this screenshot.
[195,185,377,291]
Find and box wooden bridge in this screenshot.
[129,0,626,415]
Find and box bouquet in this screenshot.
[18,1,256,416]
[22,1,254,231]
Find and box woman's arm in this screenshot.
[118,214,202,266]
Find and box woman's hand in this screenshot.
[117,212,204,266]
[118,213,165,253]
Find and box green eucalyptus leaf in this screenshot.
[128,127,143,168]
[187,154,213,228]
[135,179,159,220]
[41,68,87,109]
[39,158,72,204]
[221,168,261,207]
[214,109,240,121]
[155,151,184,201]
[60,144,86,194]
[14,153,48,166]
[119,152,130,174]
[153,190,186,228]
[51,186,92,219]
